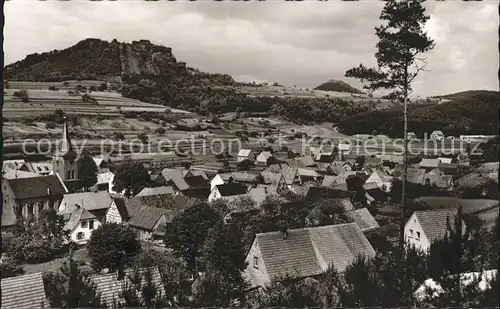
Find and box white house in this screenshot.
[404,208,465,252]
[64,206,102,244]
[365,169,393,193]
[210,172,258,191]
[58,191,113,244]
[407,132,417,140]
[256,151,273,164]
[237,149,253,162]
[430,130,445,141]
[208,183,248,203]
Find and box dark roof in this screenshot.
[1,272,50,309]
[250,223,375,285]
[124,198,175,231]
[184,175,209,188]
[136,186,175,197]
[305,186,356,202]
[413,208,461,244]
[112,198,130,219]
[7,175,66,199]
[215,183,248,197]
[174,195,203,210]
[91,267,164,308]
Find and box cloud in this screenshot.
[4,1,497,97]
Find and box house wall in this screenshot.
[2,181,16,226]
[210,175,225,191]
[70,218,101,244]
[208,188,222,203]
[404,214,431,252]
[15,196,62,222]
[244,239,271,287]
[105,200,123,224]
[52,157,78,182]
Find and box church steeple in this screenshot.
[60,116,73,154]
[56,116,77,160]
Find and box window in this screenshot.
[81,221,88,228]
[253,256,259,269]
[37,167,42,172]
[89,220,94,230]
[76,232,84,240]
[416,231,421,240]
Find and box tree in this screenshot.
[164,203,222,275]
[137,132,148,144]
[87,223,142,272]
[112,160,150,197]
[43,250,107,308]
[235,107,242,119]
[113,131,125,141]
[345,0,435,263]
[355,156,366,170]
[346,175,366,205]
[77,153,98,191]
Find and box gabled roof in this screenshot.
[257,151,273,162]
[322,175,337,187]
[63,206,98,231]
[238,149,252,157]
[218,172,259,183]
[282,167,300,185]
[91,267,164,308]
[174,195,203,210]
[161,168,189,191]
[345,208,380,232]
[124,198,175,231]
[215,183,248,197]
[437,157,453,164]
[413,208,461,244]
[1,272,50,309]
[7,175,67,200]
[184,175,209,188]
[297,168,321,178]
[27,162,54,174]
[250,223,375,285]
[431,130,444,135]
[112,198,130,220]
[419,158,440,168]
[93,157,105,168]
[2,168,39,179]
[2,159,25,172]
[393,167,426,184]
[136,186,175,197]
[60,191,112,214]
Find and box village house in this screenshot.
[243,223,375,288]
[2,175,67,228]
[58,191,113,244]
[419,158,441,171]
[365,169,393,193]
[363,182,388,205]
[237,149,253,162]
[210,172,260,191]
[430,130,445,141]
[19,161,53,176]
[424,168,453,189]
[1,272,50,309]
[256,151,273,164]
[208,182,248,203]
[136,186,175,197]
[404,208,465,252]
[161,168,210,198]
[107,197,176,242]
[407,132,417,140]
[2,167,39,180]
[94,171,113,191]
[2,159,25,172]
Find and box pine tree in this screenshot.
[345,1,435,288]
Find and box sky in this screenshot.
[4,1,498,97]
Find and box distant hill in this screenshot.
[338,90,500,137]
[4,38,235,85]
[314,79,364,94]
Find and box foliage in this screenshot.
[0,257,24,279]
[137,132,148,143]
[87,223,142,272]
[164,203,222,274]
[112,160,150,196]
[77,152,98,191]
[314,79,364,94]
[43,254,106,308]
[305,198,352,227]
[113,131,125,140]
[5,211,67,264]
[155,127,166,135]
[45,121,56,129]
[119,267,170,308]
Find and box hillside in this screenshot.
[337,90,500,137]
[314,79,364,94]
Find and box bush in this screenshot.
[0,258,24,279]
[13,90,28,98]
[45,122,56,129]
[89,86,97,91]
[48,86,58,91]
[110,121,122,128]
[113,132,125,141]
[67,90,74,95]
[155,127,166,136]
[62,81,70,86]
[143,126,151,132]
